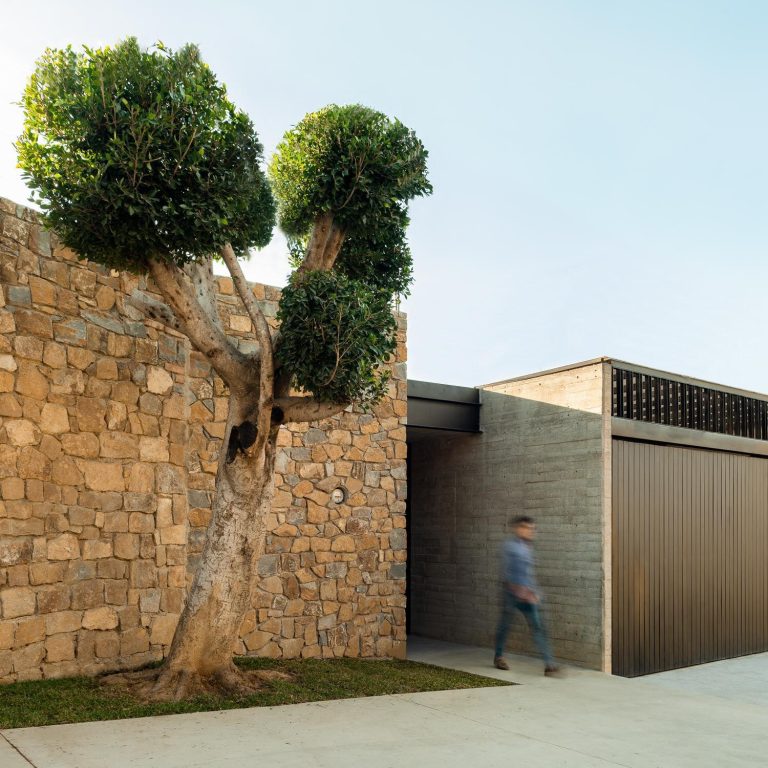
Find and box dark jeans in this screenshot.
[494,591,554,666]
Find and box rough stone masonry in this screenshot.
[0,198,408,682]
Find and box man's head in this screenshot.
[511,515,536,541]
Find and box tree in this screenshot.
[17,39,430,699]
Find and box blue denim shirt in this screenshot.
[502,536,539,595]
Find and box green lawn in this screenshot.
[0,657,511,729]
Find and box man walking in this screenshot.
[494,515,560,676]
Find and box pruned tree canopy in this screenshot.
[270,104,431,403]
[17,39,275,273]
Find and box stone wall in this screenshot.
[408,362,607,669]
[0,198,407,683]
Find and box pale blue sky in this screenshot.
[1,1,767,390]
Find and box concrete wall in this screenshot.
[0,198,407,682]
[409,362,609,669]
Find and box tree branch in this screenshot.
[148,257,251,388]
[298,212,345,273]
[219,243,275,451]
[127,289,184,334]
[182,255,223,333]
[274,396,350,424]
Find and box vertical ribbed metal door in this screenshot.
[612,439,768,676]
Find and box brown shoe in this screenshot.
[544,665,563,677]
[494,656,509,670]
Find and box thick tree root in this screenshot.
[101,663,292,703]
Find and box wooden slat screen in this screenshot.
[612,368,768,441]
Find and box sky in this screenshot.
[1,1,767,391]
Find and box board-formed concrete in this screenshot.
[409,362,609,669]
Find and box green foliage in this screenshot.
[17,38,274,272]
[287,212,413,297]
[277,271,398,407]
[272,105,430,405]
[270,104,430,295]
[269,104,430,236]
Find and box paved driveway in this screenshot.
[641,651,768,707]
[1,638,766,768]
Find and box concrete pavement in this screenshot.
[1,637,766,767]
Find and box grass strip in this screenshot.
[0,657,511,729]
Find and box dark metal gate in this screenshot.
[612,439,768,676]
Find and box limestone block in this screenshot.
[129,513,154,533]
[114,533,140,560]
[332,535,356,552]
[0,354,17,371]
[1,476,25,500]
[121,627,149,656]
[0,622,13,650]
[12,641,45,672]
[155,464,185,494]
[82,606,119,630]
[111,381,139,405]
[36,585,71,613]
[82,540,112,559]
[82,461,124,492]
[95,358,118,380]
[70,580,103,610]
[29,561,67,585]
[229,314,251,332]
[159,525,186,545]
[1,586,36,618]
[105,401,128,431]
[40,343,66,370]
[46,634,75,662]
[67,347,95,371]
[0,393,22,418]
[13,309,52,339]
[279,638,303,657]
[243,630,272,651]
[293,480,314,498]
[95,631,120,658]
[95,285,116,310]
[126,463,155,493]
[139,436,169,462]
[47,533,80,561]
[5,419,40,446]
[0,538,32,568]
[129,559,157,589]
[162,394,186,420]
[0,310,15,334]
[302,643,322,658]
[389,529,407,551]
[75,397,107,432]
[70,269,97,297]
[146,366,174,395]
[51,457,84,486]
[13,616,45,648]
[61,433,100,458]
[149,614,178,645]
[99,432,139,459]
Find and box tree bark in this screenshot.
[275,395,350,424]
[151,393,278,699]
[148,257,251,388]
[300,212,345,273]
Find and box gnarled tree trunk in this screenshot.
[152,394,278,699]
[120,234,348,701]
